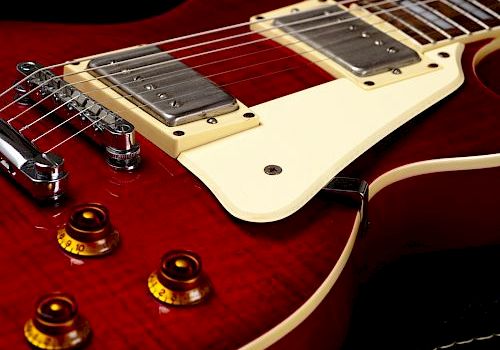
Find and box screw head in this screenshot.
[206,118,218,124]
[264,165,282,175]
[438,52,450,58]
[243,112,255,118]
[392,68,402,75]
[173,130,185,136]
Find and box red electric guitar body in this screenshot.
[0,0,499,349]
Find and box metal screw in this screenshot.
[19,62,35,73]
[207,118,218,124]
[438,52,450,58]
[243,112,255,118]
[428,63,439,68]
[386,47,398,54]
[173,131,185,136]
[364,81,375,86]
[392,68,402,75]
[264,165,282,175]
[291,8,300,12]
[170,100,181,108]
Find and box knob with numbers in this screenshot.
[24,292,91,350]
[57,203,119,256]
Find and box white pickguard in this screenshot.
[178,43,464,222]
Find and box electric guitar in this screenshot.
[0,0,498,349]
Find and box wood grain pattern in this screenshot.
[0,0,498,349]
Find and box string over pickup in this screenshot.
[16,62,141,171]
[0,119,67,201]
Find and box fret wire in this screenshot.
[419,1,471,34]
[470,0,500,19]
[398,2,453,38]
[439,0,490,29]
[370,3,436,43]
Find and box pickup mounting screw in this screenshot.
[169,100,181,108]
[243,112,255,118]
[207,118,218,124]
[392,68,402,75]
[264,165,282,175]
[173,131,185,136]
[438,52,450,58]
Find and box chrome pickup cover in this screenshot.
[274,5,420,77]
[88,46,238,127]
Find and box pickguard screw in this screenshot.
[291,8,300,12]
[428,63,439,68]
[207,118,218,124]
[173,131,185,136]
[170,100,181,108]
[243,112,255,118]
[438,52,450,58]
[392,68,402,75]
[264,165,282,175]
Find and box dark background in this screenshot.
[0,0,183,23]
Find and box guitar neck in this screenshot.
[360,0,500,47]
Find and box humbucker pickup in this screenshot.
[87,46,239,127]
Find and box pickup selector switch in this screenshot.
[148,250,211,305]
[57,203,119,256]
[24,292,91,349]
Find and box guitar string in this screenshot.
[27,0,449,144]
[0,0,487,114]
[10,0,448,132]
[20,20,360,134]
[42,25,423,153]
[32,19,392,144]
[1,0,391,115]
[32,0,476,152]
[6,0,473,127]
[4,0,402,123]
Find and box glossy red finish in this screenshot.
[0,1,498,349]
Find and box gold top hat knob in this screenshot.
[24,292,91,349]
[148,250,211,305]
[57,203,119,256]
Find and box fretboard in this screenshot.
[360,0,500,45]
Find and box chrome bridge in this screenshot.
[17,61,141,171]
[0,119,67,201]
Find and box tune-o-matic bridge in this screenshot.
[16,61,141,171]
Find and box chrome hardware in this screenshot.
[16,62,140,170]
[323,177,369,230]
[0,119,67,201]
[274,5,421,77]
[87,46,238,127]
